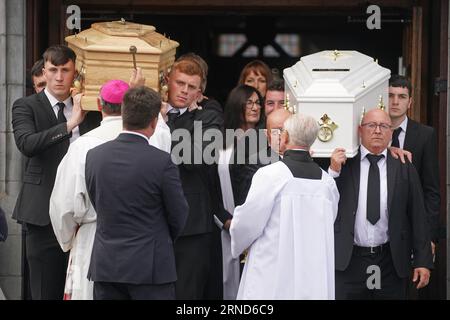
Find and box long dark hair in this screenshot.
[224,85,264,131]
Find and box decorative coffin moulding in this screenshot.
[284,50,391,158]
[66,20,179,110]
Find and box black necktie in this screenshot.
[366,154,384,225]
[166,109,180,127]
[57,102,67,124]
[391,127,401,148]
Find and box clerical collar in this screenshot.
[101,116,122,125]
[283,149,313,162]
[167,104,187,116]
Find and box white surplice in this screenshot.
[217,147,241,300]
[49,114,170,300]
[230,161,339,300]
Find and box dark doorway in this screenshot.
[76,9,408,104]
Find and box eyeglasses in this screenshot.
[361,122,392,131]
[269,128,285,136]
[246,99,261,109]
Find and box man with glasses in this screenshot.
[329,108,432,300]
[266,108,291,157]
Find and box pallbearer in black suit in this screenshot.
[85,87,188,300]
[388,75,441,252]
[165,58,223,299]
[330,109,433,300]
[11,45,101,299]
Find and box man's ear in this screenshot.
[264,128,272,145]
[407,97,412,110]
[97,97,102,112]
[150,116,158,130]
[281,130,289,145]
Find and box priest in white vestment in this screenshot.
[49,79,171,300]
[230,113,339,300]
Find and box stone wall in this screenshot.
[0,0,26,300]
[447,0,450,301]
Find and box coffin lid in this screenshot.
[284,50,390,99]
[65,20,179,54]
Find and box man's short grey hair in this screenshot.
[283,113,319,148]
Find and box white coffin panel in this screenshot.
[284,50,391,158]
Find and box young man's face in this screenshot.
[388,86,412,120]
[32,74,47,93]
[43,60,76,101]
[167,69,202,108]
[264,90,285,116]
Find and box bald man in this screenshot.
[265,108,291,156]
[329,109,433,300]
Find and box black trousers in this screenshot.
[25,223,68,300]
[203,227,223,300]
[335,246,408,300]
[94,281,175,300]
[174,233,212,299]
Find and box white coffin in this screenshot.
[283,50,390,158]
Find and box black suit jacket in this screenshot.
[85,133,188,285]
[334,151,433,278]
[11,90,101,225]
[404,118,441,242]
[169,107,223,236]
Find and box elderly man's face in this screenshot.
[359,109,393,154]
[266,109,291,155]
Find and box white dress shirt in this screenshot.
[44,88,80,143]
[329,145,389,247]
[355,146,389,247]
[166,104,187,116]
[392,116,408,149]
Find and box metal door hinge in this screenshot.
[434,78,447,96]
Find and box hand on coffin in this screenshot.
[70,82,82,97]
[330,148,347,172]
[412,267,430,289]
[67,93,87,133]
[129,67,146,88]
[388,147,412,164]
